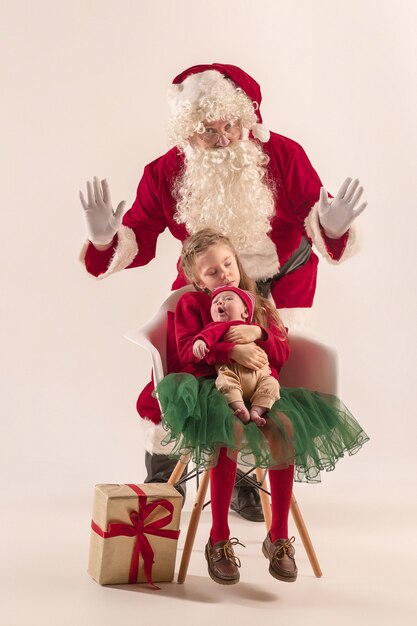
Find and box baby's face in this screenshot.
[211,291,248,323]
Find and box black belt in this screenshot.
[256,236,312,298]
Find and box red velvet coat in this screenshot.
[83,132,352,310]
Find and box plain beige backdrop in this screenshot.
[1,1,417,625]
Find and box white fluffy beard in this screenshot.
[174,140,276,254]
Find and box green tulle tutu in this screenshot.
[154,373,369,483]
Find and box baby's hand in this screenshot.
[193,339,209,360]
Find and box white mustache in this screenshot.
[174,139,275,252]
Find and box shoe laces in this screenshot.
[223,537,246,568]
[272,536,295,561]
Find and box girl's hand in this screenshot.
[193,339,209,360]
[224,325,263,344]
[231,344,268,370]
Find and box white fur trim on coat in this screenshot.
[239,234,280,281]
[304,201,358,264]
[79,225,139,279]
[142,419,176,455]
[278,307,314,332]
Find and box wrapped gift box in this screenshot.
[88,483,182,586]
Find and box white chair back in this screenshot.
[279,333,338,395]
[124,285,194,385]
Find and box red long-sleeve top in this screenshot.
[138,291,290,422]
[175,292,290,378]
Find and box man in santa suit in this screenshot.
[80,63,366,521]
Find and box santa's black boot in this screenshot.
[144,451,187,501]
[230,469,264,522]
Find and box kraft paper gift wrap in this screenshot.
[88,483,182,586]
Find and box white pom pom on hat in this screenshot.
[251,123,271,142]
[169,63,270,143]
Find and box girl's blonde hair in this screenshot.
[180,228,287,337]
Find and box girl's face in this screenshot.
[193,243,241,292]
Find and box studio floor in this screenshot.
[2,469,416,626]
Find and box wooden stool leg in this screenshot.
[167,453,191,486]
[255,468,272,531]
[290,492,322,577]
[177,469,210,584]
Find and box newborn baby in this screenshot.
[192,286,280,427]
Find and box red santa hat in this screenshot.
[168,63,270,144]
[211,285,255,322]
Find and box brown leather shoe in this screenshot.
[205,537,244,585]
[262,535,298,582]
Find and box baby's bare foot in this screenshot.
[230,401,250,424]
[250,406,267,428]
[235,407,251,424]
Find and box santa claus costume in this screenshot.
[80,63,364,477]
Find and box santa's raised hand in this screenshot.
[80,177,126,247]
[318,178,367,239]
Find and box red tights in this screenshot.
[268,464,294,542]
[209,447,294,544]
[209,447,237,544]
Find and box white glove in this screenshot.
[79,177,126,246]
[318,177,367,239]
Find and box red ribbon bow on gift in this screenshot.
[91,484,180,589]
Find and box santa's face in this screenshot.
[210,290,248,323]
[193,243,240,292]
[190,120,241,149]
